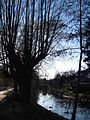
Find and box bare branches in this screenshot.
[1,0,78,71]
[30,0,35,57]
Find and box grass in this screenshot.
[64,91,75,97]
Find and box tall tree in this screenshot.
[1,0,71,103]
[71,0,83,119]
[1,0,22,94]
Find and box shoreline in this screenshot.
[0,91,68,120]
[49,89,90,104]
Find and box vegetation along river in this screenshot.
[37,91,90,120]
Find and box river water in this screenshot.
[37,92,90,120]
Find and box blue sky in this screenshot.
[39,51,87,79]
[38,38,87,79]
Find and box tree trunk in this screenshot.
[71,0,82,119]
[13,78,18,95]
[8,46,19,95]
[7,45,33,103]
[18,64,33,103]
[71,52,82,120]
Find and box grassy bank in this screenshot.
[50,88,90,103]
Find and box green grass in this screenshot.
[64,91,75,96]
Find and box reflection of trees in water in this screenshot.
[38,92,90,120]
[31,72,50,102]
[31,87,39,102]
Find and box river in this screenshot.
[37,91,90,120]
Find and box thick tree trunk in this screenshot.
[18,65,33,103]
[7,45,33,103]
[8,46,19,95]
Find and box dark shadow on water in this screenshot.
[37,90,90,120]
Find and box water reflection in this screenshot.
[37,91,90,120]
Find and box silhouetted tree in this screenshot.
[1,0,71,103]
[71,0,82,119]
[1,0,22,94]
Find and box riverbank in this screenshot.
[0,91,68,120]
[50,89,90,103]
[37,91,90,120]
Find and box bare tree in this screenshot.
[1,0,23,94]
[1,0,77,103]
[71,0,83,119]
[17,0,66,102]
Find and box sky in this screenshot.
[1,0,89,79]
[38,40,87,80]
[39,55,87,80]
[39,0,89,80]
[39,50,87,79]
